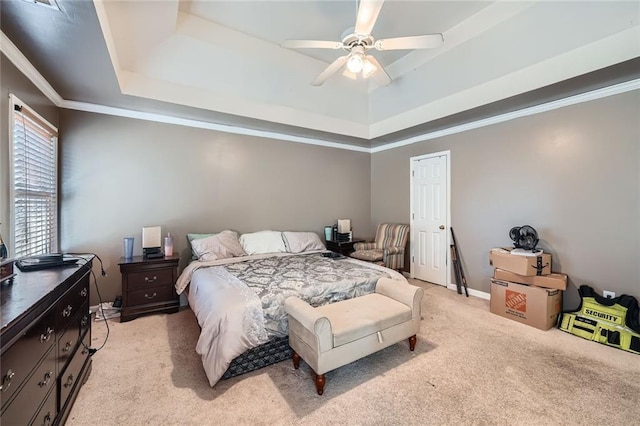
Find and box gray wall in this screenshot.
[0,54,58,255]
[372,90,640,308]
[59,110,372,303]
[3,52,639,310]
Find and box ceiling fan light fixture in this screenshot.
[342,69,358,80]
[346,52,365,73]
[362,58,377,79]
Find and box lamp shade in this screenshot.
[142,226,161,248]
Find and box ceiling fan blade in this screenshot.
[364,56,391,86]
[355,0,385,36]
[311,56,349,86]
[374,34,444,51]
[281,40,344,49]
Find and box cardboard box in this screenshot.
[490,279,562,330]
[494,268,567,291]
[489,248,552,276]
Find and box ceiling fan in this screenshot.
[281,0,444,87]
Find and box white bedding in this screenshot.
[178,251,406,386]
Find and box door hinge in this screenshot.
[412,170,415,177]
[412,256,415,263]
[412,213,415,219]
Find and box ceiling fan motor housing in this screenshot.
[341,34,374,50]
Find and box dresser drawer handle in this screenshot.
[43,412,52,426]
[80,287,88,297]
[63,373,74,389]
[62,305,73,317]
[0,369,15,392]
[40,327,54,343]
[144,292,157,300]
[144,276,158,283]
[81,315,89,327]
[62,341,73,353]
[38,371,53,388]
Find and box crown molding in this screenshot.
[60,99,371,152]
[1,31,63,106]
[371,78,640,153]
[2,29,638,156]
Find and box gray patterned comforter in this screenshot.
[224,253,389,337]
[181,252,405,386]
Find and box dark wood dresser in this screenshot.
[119,255,180,322]
[1,256,93,425]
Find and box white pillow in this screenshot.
[239,230,287,255]
[282,231,325,253]
[191,230,246,261]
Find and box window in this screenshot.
[9,95,58,257]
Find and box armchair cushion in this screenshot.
[353,241,377,251]
[350,249,383,262]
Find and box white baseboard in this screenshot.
[407,274,491,300]
[447,283,490,300]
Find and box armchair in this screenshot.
[350,223,409,270]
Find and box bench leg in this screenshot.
[292,351,300,370]
[409,335,417,351]
[314,373,326,395]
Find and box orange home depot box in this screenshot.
[490,279,562,330]
[494,268,568,291]
[489,248,552,276]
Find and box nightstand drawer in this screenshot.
[127,268,174,290]
[127,286,174,306]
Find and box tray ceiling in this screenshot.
[2,0,639,145]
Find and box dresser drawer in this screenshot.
[58,333,90,407]
[128,285,174,306]
[0,345,56,425]
[127,268,174,290]
[79,305,91,338]
[30,386,56,426]
[57,309,84,373]
[55,274,89,333]
[1,309,55,409]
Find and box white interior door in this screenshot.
[411,153,449,286]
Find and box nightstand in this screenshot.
[118,254,180,322]
[325,239,365,256]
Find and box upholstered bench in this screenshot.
[284,277,424,395]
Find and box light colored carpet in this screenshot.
[67,280,639,425]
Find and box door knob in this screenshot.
[439,225,445,230]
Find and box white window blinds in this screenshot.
[10,97,58,258]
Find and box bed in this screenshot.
[175,230,407,387]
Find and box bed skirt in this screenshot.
[221,336,293,379]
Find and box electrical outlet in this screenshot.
[603,290,615,299]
